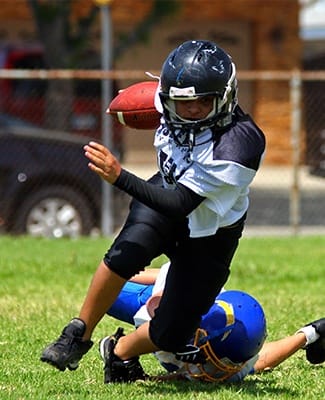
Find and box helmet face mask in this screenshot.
[158,40,238,136]
[161,96,217,131]
[186,328,244,382]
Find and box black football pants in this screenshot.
[104,176,245,352]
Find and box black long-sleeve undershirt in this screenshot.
[113,169,204,218]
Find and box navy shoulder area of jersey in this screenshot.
[212,110,266,171]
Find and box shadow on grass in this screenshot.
[132,372,299,399]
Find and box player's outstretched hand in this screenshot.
[84,141,121,184]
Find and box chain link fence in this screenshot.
[0,68,324,238]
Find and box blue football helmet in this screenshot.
[186,290,267,382]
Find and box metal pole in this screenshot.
[290,70,302,236]
[100,4,114,235]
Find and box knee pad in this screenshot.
[104,240,155,280]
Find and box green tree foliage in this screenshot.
[28,0,180,68]
[26,0,179,130]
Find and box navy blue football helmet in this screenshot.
[157,40,238,137]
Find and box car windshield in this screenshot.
[0,113,36,129]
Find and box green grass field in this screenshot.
[0,235,324,400]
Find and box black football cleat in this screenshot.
[304,318,325,365]
[99,327,148,383]
[40,318,93,371]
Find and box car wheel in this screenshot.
[12,185,95,238]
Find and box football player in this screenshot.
[102,263,325,383]
[41,39,267,379]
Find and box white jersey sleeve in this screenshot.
[133,262,170,328]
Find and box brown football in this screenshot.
[107,81,161,130]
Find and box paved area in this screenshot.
[123,160,325,190]
[122,160,325,236]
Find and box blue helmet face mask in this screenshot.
[157,40,238,147]
[186,290,267,382]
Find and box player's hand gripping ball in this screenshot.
[107,81,161,130]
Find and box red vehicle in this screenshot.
[0,45,124,158]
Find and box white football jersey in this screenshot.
[154,117,265,237]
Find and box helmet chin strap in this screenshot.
[188,130,195,153]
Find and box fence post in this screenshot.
[100,3,114,236]
[290,70,302,236]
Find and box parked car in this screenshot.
[0,114,127,238]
